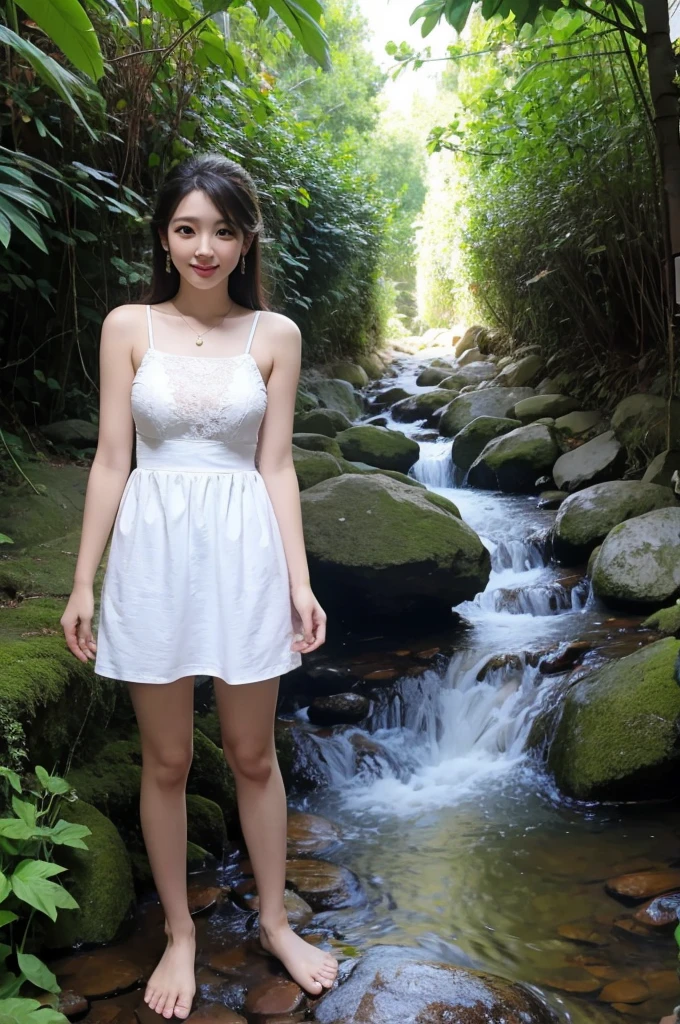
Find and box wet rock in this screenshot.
[355,352,387,379]
[546,638,680,800]
[49,949,143,998]
[611,394,680,457]
[186,794,228,857]
[598,978,650,1003]
[553,430,626,492]
[231,884,313,925]
[369,386,411,411]
[557,921,610,945]
[611,915,658,939]
[308,379,364,420]
[185,1006,246,1024]
[587,544,601,577]
[308,693,370,725]
[591,507,680,607]
[41,418,100,448]
[554,410,608,442]
[643,449,680,489]
[390,390,454,426]
[287,812,341,857]
[295,389,320,414]
[553,481,677,564]
[206,946,249,973]
[451,415,521,471]
[439,388,535,435]
[314,945,557,1023]
[334,425,420,473]
[538,490,568,510]
[642,968,680,998]
[187,884,224,915]
[284,858,365,912]
[416,366,452,386]
[539,641,593,675]
[430,357,456,370]
[633,891,680,927]
[244,977,305,1017]
[291,433,343,458]
[293,408,353,437]
[300,474,490,624]
[494,354,544,388]
[606,869,680,902]
[542,967,602,994]
[468,423,560,493]
[476,653,523,680]
[328,361,369,388]
[642,603,680,637]
[292,446,343,491]
[513,394,580,423]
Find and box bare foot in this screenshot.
[144,925,196,1019]
[259,918,338,995]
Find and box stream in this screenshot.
[285,349,680,1023]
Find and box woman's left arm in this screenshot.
[255,314,326,655]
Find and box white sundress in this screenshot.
[93,304,302,685]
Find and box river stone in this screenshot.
[308,692,370,725]
[642,603,680,636]
[513,394,580,423]
[244,977,305,1016]
[294,408,352,437]
[309,378,363,420]
[643,449,680,490]
[553,481,678,564]
[314,945,557,1024]
[328,360,369,387]
[40,418,100,448]
[546,637,680,800]
[355,352,386,379]
[439,388,535,436]
[538,490,568,510]
[451,416,522,472]
[334,425,420,473]
[416,366,452,386]
[467,423,560,493]
[455,325,484,357]
[554,410,607,440]
[391,389,453,425]
[494,353,544,388]
[300,474,490,621]
[287,812,341,857]
[552,430,626,492]
[284,858,365,911]
[430,357,456,370]
[369,385,411,411]
[458,346,483,366]
[591,507,680,607]
[612,394,680,455]
[295,389,319,414]
[292,433,343,458]
[292,446,343,491]
[606,869,680,902]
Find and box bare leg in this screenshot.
[128,675,197,1019]
[213,676,338,994]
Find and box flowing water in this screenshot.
[289,350,680,1023]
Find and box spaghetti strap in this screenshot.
[244,310,261,355]
[145,304,155,351]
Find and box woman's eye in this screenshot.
[176,226,232,236]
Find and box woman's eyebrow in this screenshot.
[169,215,231,225]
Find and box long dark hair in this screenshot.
[139,153,269,311]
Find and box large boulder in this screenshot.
[391,389,453,426]
[294,408,353,437]
[40,418,100,449]
[553,481,677,564]
[369,385,412,411]
[300,474,490,623]
[292,433,343,458]
[328,360,369,387]
[553,410,607,443]
[314,945,557,1024]
[309,378,363,420]
[494,354,544,388]
[295,389,320,414]
[591,506,680,608]
[467,423,560,493]
[451,416,521,472]
[334,425,420,474]
[552,430,626,492]
[544,638,680,800]
[643,449,680,490]
[416,366,451,386]
[439,363,497,390]
[612,393,680,456]
[439,388,535,436]
[513,394,580,423]
[455,325,485,358]
[457,346,483,366]
[292,446,344,490]
[355,352,386,379]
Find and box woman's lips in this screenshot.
[191,264,218,277]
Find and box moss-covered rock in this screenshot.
[553,481,678,564]
[642,602,680,637]
[328,361,369,388]
[553,410,607,443]
[334,425,420,474]
[355,352,386,379]
[612,394,680,457]
[300,474,490,623]
[416,367,451,387]
[294,390,320,414]
[642,449,680,490]
[293,408,353,437]
[369,386,412,411]
[591,507,680,608]
[188,727,236,818]
[186,793,227,857]
[552,430,626,493]
[494,354,544,388]
[307,379,363,420]
[41,799,135,950]
[292,446,344,491]
[513,394,580,423]
[467,423,560,493]
[451,416,521,472]
[439,388,535,436]
[390,390,453,426]
[545,638,680,800]
[291,433,343,458]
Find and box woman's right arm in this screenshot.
[60,304,138,663]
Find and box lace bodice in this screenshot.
[130,307,267,443]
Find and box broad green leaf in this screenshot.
[0,910,19,927]
[0,870,11,902]
[16,953,60,996]
[11,798,36,829]
[0,197,48,253]
[34,768,71,796]
[15,0,105,80]
[10,859,75,922]
[48,820,91,849]
[0,769,22,794]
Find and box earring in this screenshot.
[240,253,246,274]
[165,250,172,274]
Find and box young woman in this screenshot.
[60,152,339,1018]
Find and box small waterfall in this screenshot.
[410,444,455,488]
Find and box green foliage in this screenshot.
[0,764,91,1024]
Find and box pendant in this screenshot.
[196,336,204,346]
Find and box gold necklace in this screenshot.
[172,300,235,346]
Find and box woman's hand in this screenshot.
[60,583,97,663]
[290,582,326,654]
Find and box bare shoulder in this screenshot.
[101,302,146,333]
[260,309,301,344]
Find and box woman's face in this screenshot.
[161,188,250,290]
